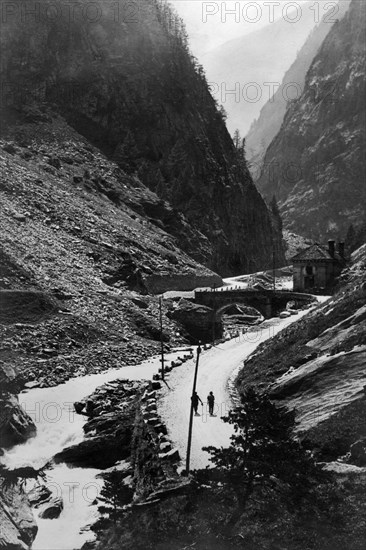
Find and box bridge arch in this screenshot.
[195,289,315,319]
[215,302,263,321]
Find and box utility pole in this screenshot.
[159,297,165,381]
[272,233,276,292]
[212,283,216,346]
[185,342,202,474]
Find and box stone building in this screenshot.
[292,240,347,293]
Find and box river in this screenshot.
[3,351,187,549]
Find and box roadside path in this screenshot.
[158,312,309,470]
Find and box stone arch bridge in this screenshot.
[194,288,314,319]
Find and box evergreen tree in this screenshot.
[114,131,140,174]
[233,128,242,150]
[270,195,283,232]
[166,139,188,178]
[98,470,133,525]
[198,388,328,530]
[232,129,246,163]
[345,223,357,252]
[345,222,366,253]
[218,105,227,121]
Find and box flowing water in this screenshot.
[3,351,185,550]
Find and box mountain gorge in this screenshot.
[201,0,319,135]
[0,0,284,276]
[3,3,366,549]
[256,0,366,242]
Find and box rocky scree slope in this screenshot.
[256,0,366,242]
[0,0,284,276]
[0,117,222,389]
[245,0,351,171]
[237,244,366,464]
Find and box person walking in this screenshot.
[207,391,215,416]
[191,391,203,416]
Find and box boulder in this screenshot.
[48,157,61,170]
[27,485,52,507]
[158,449,180,462]
[131,297,149,309]
[0,394,36,448]
[153,423,168,435]
[0,479,38,549]
[350,439,366,466]
[0,364,17,391]
[73,401,85,414]
[24,381,40,389]
[53,433,131,469]
[168,299,222,343]
[147,416,160,426]
[279,311,291,318]
[38,497,63,519]
[159,441,172,452]
[143,410,158,421]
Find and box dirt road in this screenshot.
[158,312,309,470]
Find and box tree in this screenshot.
[114,131,140,174]
[218,104,227,121]
[232,129,246,164]
[232,128,242,150]
[270,194,283,232]
[345,222,366,254]
[98,469,133,525]
[198,388,328,530]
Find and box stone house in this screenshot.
[292,240,347,293]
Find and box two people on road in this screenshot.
[191,390,215,416]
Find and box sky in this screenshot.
[171,0,319,59]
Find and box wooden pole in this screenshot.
[212,283,216,346]
[185,342,202,474]
[272,234,276,292]
[159,297,165,381]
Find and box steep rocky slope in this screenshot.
[246,0,351,171]
[237,244,366,463]
[0,116,224,389]
[0,477,37,550]
[0,0,284,275]
[201,0,318,135]
[256,0,366,241]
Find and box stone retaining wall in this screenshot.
[143,273,223,294]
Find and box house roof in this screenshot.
[292,243,344,262]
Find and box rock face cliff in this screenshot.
[0,0,284,276]
[0,480,38,550]
[246,0,351,171]
[256,0,366,242]
[237,244,366,463]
